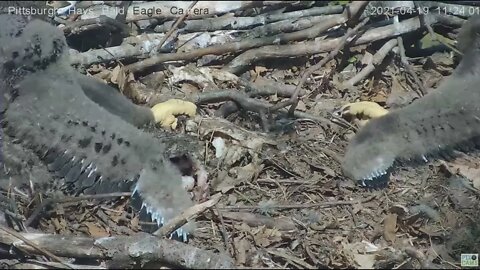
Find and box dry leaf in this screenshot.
[235,163,259,183]
[234,237,251,265]
[110,65,134,94]
[383,213,397,243]
[253,226,282,248]
[296,100,307,112]
[343,241,378,269]
[110,65,122,85]
[223,145,246,167]
[353,254,376,269]
[443,156,480,189]
[52,217,67,232]
[254,66,268,75]
[130,215,140,230]
[386,76,417,108]
[84,222,109,238]
[213,170,237,193]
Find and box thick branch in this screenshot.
[0,230,234,269]
[224,13,429,74]
[125,12,349,73]
[154,5,343,32]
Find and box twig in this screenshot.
[343,38,398,88]
[70,42,146,66]
[25,192,131,227]
[153,193,222,237]
[396,36,427,96]
[220,195,376,210]
[149,1,198,56]
[404,247,441,269]
[0,225,72,269]
[4,209,25,222]
[319,148,343,164]
[220,212,296,231]
[213,205,229,251]
[268,15,370,116]
[189,90,340,128]
[267,249,316,269]
[214,77,306,119]
[238,78,306,98]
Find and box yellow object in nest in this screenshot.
[151,99,197,129]
[340,101,389,126]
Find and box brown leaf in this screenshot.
[111,65,134,94]
[342,241,378,269]
[92,70,111,81]
[383,214,397,243]
[253,226,282,248]
[130,215,140,230]
[109,200,129,223]
[212,170,236,193]
[236,163,258,183]
[84,222,110,238]
[254,66,268,75]
[353,254,376,269]
[234,237,250,265]
[443,156,480,189]
[110,65,122,86]
[52,217,67,233]
[386,76,417,108]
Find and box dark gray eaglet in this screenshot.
[0,14,194,240]
[342,15,480,188]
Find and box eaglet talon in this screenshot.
[150,99,197,129]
